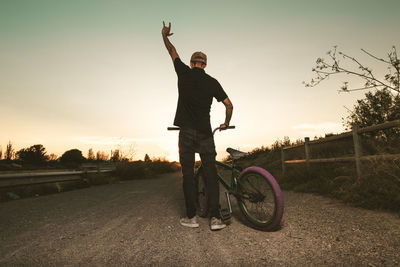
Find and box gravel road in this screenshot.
[1,172,399,266]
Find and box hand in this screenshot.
[162,21,174,37]
[219,123,228,131]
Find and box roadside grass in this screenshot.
[343,158,400,211]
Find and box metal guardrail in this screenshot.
[281,119,400,179]
[0,165,115,188]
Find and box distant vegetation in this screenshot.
[15,144,48,166]
[0,144,99,170]
[59,149,85,168]
[114,157,180,180]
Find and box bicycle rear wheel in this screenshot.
[196,169,208,217]
[237,166,283,231]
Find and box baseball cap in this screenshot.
[190,51,207,65]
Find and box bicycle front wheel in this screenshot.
[237,166,284,231]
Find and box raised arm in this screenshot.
[162,21,179,61]
[220,97,233,130]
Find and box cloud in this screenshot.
[291,122,344,137]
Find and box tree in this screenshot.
[96,151,109,161]
[16,144,49,164]
[48,153,58,161]
[0,145,2,160]
[87,148,95,161]
[341,89,400,154]
[60,149,85,167]
[305,46,399,93]
[111,150,122,162]
[343,88,400,129]
[125,143,135,161]
[5,141,14,161]
[144,154,151,162]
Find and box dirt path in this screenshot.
[0,172,399,266]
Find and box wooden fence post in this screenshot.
[352,125,362,180]
[281,147,286,178]
[304,137,310,171]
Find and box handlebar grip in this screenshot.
[167,127,180,131]
[227,126,235,129]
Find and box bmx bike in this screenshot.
[168,126,284,231]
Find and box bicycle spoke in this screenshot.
[239,172,276,223]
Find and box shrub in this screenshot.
[60,149,85,168]
[114,159,180,180]
[16,144,49,165]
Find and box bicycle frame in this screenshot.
[195,159,242,197]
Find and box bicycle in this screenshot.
[168,126,284,231]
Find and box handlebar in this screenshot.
[167,126,235,136]
[212,125,235,135]
[167,127,180,131]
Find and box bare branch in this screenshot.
[340,51,377,81]
[338,85,385,93]
[324,64,393,91]
[361,48,391,64]
[306,46,399,93]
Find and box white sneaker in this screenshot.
[210,217,226,230]
[180,216,199,228]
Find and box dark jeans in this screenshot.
[179,127,220,219]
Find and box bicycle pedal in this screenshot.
[219,208,231,222]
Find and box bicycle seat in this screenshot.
[226,147,248,160]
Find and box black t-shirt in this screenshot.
[173,58,228,136]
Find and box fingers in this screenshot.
[162,21,171,29]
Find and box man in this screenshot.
[162,21,233,231]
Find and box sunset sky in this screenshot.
[1,0,399,161]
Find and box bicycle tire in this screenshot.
[237,166,284,231]
[195,169,208,217]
